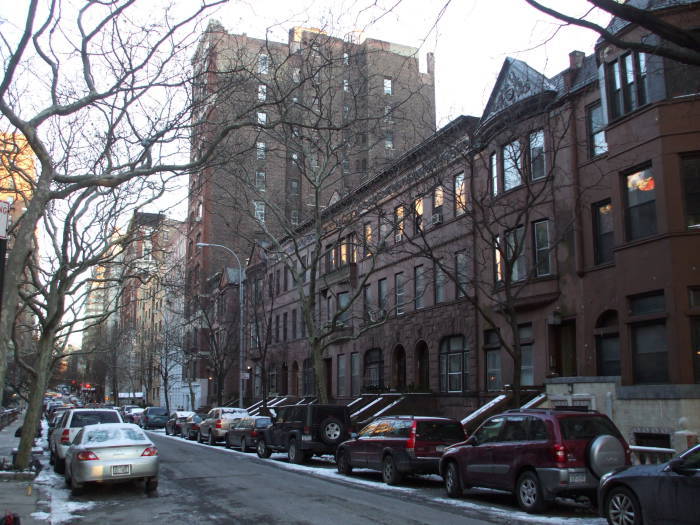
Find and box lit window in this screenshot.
[257,112,267,125]
[455,172,467,215]
[625,166,656,240]
[394,206,405,242]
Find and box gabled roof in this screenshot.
[481,58,558,123]
[601,0,699,39]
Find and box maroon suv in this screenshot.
[440,408,631,513]
[336,415,466,485]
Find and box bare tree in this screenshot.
[524,0,700,65]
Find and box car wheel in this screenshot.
[288,439,305,464]
[197,430,204,443]
[54,457,65,475]
[224,433,232,449]
[444,461,462,498]
[257,439,271,458]
[145,477,158,493]
[336,450,353,475]
[240,438,247,452]
[208,431,216,446]
[382,455,401,485]
[515,471,547,513]
[605,486,642,525]
[319,417,344,445]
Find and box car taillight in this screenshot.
[406,421,417,458]
[193,424,199,430]
[60,429,71,444]
[553,443,567,465]
[215,419,222,429]
[303,426,311,435]
[250,430,258,438]
[77,450,99,461]
[141,446,158,457]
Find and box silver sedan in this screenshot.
[64,423,159,494]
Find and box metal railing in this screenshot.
[630,445,676,465]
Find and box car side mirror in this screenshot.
[667,457,690,475]
[466,435,478,446]
[351,432,358,439]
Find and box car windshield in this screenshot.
[255,417,272,428]
[148,407,168,416]
[82,426,148,445]
[559,416,621,440]
[70,411,121,428]
[417,421,465,441]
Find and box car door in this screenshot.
[364,419,394,470]
[201,410,215,438]
[350,421,380,468]
[656,446,700,524]
[489,416,529,490]
[462,416,506,489]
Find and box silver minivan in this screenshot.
[198,407,248,445]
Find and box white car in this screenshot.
[49,408,122,474]
[64,423,159,494]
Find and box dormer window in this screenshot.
[607,52,647,120]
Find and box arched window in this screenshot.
[439,335,468,393]
[364,348,384,390]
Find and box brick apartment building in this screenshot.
[241,1,700,449]
[185,22,437,405]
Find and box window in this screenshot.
[384,105,392,122]
[433,185,444,215]
[378,278,388,311]
[337,292,350,324]
[494,235,504,283]
[414,265,425,310]
[363,222,373,257]
[455,251,468,298]
[258,54,269,74]
[363,284,373,321]
[439,335,468,393]
[342,52,349,65]
[529,130,545,180]
[533,219,552,277]
[303,358,315,396]
[383,77,392,95]
[394,206,405,241]
[289,179,300,195]
[292,309,297,339]
[588,102,607,157]
[337,354,347,397]
[351,352,360,396]
[292,68,300,82]
[283,312,288,341]
[256,141,266,160]
[434,263,446,303]
[519,324,534,386]
[625,166,657,240]
[503,140,522,190]
[593,200,614,265]
[257,84,267,101]
[506,226,526,282]
[385,131,394,150]
[395,272,405,316]
[454,172,467,215]
[490,152,498,196]
[275,315,280,342]
[629,292,668,383]
[291,209,299,225]
[682,155,700,229]
[343,78,349,92]
[607,52,647,119]
[255,171,266,191]
[253,201,265,223]
[364,349,384,389]
[413,197,424,233]
[484,330,502,391]
[257,112,267,125]
[692,317,700,383]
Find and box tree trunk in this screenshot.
[311,339,328,403]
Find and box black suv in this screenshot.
[256,404,351,464]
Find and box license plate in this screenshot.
[112,465,131,476]
[436,445,446,453]
[569,472,586,484]
[301,435,312,441]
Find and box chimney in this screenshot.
[569,50,585,70]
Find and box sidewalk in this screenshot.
[0,414,49,524]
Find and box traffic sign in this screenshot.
[0,201,8,240]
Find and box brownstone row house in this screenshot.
[239,1,700,449]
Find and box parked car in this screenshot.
[47,407,70,439]
[165,411,194,436]
[180,412,207,440]
[336,415,466,485]
[140,407,169,430]
[64,422,159,495]
[198,407,249,445]
[440,408,631,513]
[598,443,700,525]
[49,408,123,474]
[126,407,144,425]
[256,404,351,463]
[120,405,140,419]
[225,416,272,451]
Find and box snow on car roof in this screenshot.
[76,423,152,448]
[175,411,194,418]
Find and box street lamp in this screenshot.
[196,242,246,409]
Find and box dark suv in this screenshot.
[336,416,466,485]
[140,407,168,429]
[440,408,631,513]
[256,404,351,463]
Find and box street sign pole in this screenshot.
[0,201,9,326]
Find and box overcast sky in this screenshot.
[212,0,611,126]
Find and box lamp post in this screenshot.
[196,242,246,409]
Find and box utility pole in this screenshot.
[0,201,9,326]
